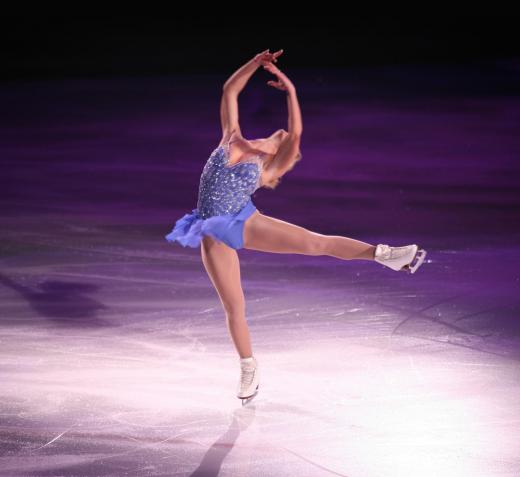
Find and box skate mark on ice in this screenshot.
[276,443,352,476]
[32,424,77,451]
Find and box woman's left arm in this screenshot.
[223,49,282,92]
[220,49,283,138]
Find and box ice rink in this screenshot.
[1,60,519,476]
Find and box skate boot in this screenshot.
[237,356,259,406]
[374,243,427,274]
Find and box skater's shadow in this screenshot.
[189,405,257,476]
[0,273,111,327]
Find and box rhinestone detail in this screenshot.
[196,141,263,219]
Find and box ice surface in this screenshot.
[1,61,519,476]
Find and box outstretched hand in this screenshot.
[254,48,284,67]
[262,61,294,92]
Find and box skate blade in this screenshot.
[239,385,259,406]
[402,248,427,274]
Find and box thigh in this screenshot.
[242,210,325,255]
[200,235,245,313]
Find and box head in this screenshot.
[250,128,302,190]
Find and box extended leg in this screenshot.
[243,210,376,260]
[200,235,253,358]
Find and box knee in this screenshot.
[221,296,246,318]
[307,233,328,256]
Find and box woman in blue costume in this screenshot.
[165,49,427,404]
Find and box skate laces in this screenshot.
[377,244,410,261]
[376,244,391,260]
[240,364,256,388]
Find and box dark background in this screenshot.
[2,13,519,81]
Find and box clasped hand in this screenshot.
[254,48,294,92]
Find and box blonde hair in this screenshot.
[263,150,303,190]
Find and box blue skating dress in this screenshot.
[165,133,264,249]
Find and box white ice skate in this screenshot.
[237,356,259,406]
[374,243,427,274]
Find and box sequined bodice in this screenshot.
[196,141,263,219]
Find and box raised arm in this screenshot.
[262,61,303,178]
[219,49,283,141]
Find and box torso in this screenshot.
[218,130,269,188]
[196,132,264,218]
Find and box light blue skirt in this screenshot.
[165,198,257,250]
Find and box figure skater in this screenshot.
[165,49,427,405]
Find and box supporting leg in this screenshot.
[200,235,253,358]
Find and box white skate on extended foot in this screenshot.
[374,243,427,274]
[237,356,259,406]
